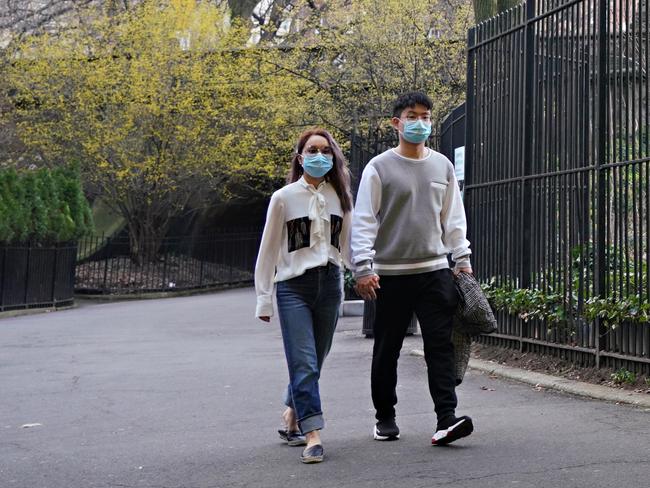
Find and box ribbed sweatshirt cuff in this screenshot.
[353,260,374,279]
[453,255,472,270]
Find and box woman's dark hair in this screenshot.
[392,91,433,118]
[288,128,353,213]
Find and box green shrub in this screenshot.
[481,277,650,329]
[37,168,67,242]
[0,165,93,245]
[0,169,30,242]
[610,369,636,385]
[52,166,94,240]
[21,171,48,242]
[0,173,12,243]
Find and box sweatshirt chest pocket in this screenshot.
[430,180,447,214]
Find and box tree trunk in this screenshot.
[126,218,170,266]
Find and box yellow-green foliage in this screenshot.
[258,0,473,134]
[6,0,311,246]
[4,0,472,258]
[7,0,472,196]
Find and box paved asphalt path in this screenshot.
[2,287,649,488]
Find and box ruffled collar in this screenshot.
[299,177,330,246]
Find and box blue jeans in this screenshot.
[276,263,342,434]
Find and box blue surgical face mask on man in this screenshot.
[401,119,432,144]
[302,153,334,178]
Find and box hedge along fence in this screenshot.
[0,166,93,245]
[0,166,93,311]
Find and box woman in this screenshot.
[255,128,353,464]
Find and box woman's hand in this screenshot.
[259,316,271,323]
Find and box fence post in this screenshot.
[0,246,5,311]
[465,28,476,200]
[517,0,536,354]
[162,244,168,289]
[51,243,59,306]
[70,242,78,300]
[521,0,536,291]
[23,243,31,307]
[594,0,610,368]
[199,240,205,287]
[102,235,110,292]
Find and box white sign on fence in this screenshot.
[454,146,465,197]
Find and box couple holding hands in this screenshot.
[255,92,474,464]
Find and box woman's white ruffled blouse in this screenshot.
[254,177,352,318]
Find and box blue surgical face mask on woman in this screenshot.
[401,119,432,144]
[302,153,334,178]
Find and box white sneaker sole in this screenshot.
[431,418,473,445]
[373,425,400,441]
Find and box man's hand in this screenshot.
[454,267,473,276]
[258,316,271,323]
[355,274,380,300]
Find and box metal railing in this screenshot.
[0,242,77,312]
[466,0,649,373]
[75,229,263,294]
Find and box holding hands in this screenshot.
[355,267,472,302]
[355,274,381,301]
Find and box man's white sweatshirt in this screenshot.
[351,148,471,278]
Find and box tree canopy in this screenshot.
[5,0,313,260]
[4,0,473,260]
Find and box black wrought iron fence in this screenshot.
[439,104,466,166]
[466,0,649,373]
[76,229,263,294]
[0,242,77,312]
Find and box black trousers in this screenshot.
[371,268,459,422]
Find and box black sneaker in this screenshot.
[373,418,400,441]
[431,415,473,446]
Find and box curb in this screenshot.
[75,282,252,302]
[0,304,76,320]
[409,349,650,409]
[340,299,364,317]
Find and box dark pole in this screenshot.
[595,0,609,368]
[466,28,476,196]
[521,0,536,290]
[0,246,6,311]
[23,243,31,308]
[51,243,59,306]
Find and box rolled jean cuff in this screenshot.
[299,412,324,434]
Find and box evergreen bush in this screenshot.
[0,166,94,245]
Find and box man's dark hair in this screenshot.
[392,91,433,118]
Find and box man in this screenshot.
[351,92,474,445]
